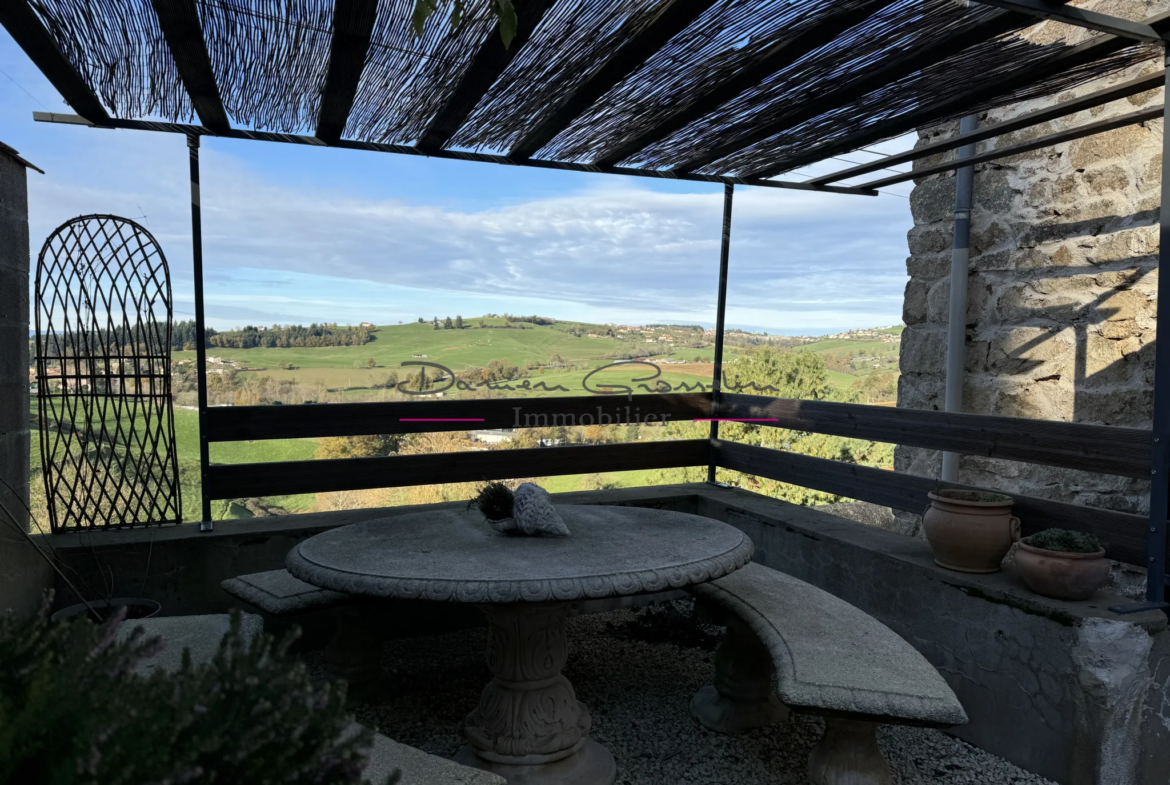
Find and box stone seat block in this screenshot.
[221,568,348,615]
[357,725,506,785]
[688,562,967,785]
[116,612,264,675]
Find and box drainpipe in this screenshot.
[941,114,977,484]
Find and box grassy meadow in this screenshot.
[32,318,901,526]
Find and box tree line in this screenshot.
[170,321,374,350]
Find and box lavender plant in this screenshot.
[0,597,398,784]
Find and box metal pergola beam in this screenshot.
[589,0,898,169]
[970,0,1170,44]
[750,8,1170,180]
[315,0,378,145]
[809,68,1165,186]
[856,104,1161,188]
[670,9,1035,175]
[151,0,231,134]
[0,0,112,125]
[707,183,733,483]
[31,112,877,196]
[510,0,719,161]
[416,0,556,153]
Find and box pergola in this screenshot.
[4,0,1168,610]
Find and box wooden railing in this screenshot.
[201,392,1155,567]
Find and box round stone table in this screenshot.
[286,504,754,785]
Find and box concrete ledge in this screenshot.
[118,612,264,675]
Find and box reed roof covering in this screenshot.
[6,0,1160,181]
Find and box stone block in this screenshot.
[1075,388,1153,428]
[1083,330,1149,387]
[1083,164,1130,196]
[118,613,264,676]
[906,225,950,255]
[909,175,956,225]
[1069,122,1157,171]
[899,326,946,371]
[986,326,1073,379]
[905,250,949,279]
[0,266,28,326]
[992,378,1073,421]
[901,278,929,324]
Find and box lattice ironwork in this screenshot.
[34,214,181,531]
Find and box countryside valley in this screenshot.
[31,316,903,523]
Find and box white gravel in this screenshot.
[310,600,1056,785]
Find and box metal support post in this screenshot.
[188,135,213,529]
[941,115,977,483]
[708,184,734,483]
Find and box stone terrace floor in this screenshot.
[308,599,1054,785]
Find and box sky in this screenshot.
[0,32,916,336]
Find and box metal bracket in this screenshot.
[1107,600,1169,615]
[199,520,214,532]
[706,481,732,488]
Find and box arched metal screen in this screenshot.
[35,214,181,530]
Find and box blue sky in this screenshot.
[1,32,915,335]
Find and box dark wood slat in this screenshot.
[416,0,556,153]
[808,68,1165,185]
[510,0,720,161]
[748,7,1170,179]
[858,105,1163,189]
[206,393,713,441]
[315,0,378,144]
[720,394,1151,478]
[151,0,230,133]
[0,0,111,124]
[206,439,710,498]
[671,10,1034,175]
[714,440,1149,566]
[592,0,897,169]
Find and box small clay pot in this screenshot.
[922,490,1020,574]
[1015,542,1111,601]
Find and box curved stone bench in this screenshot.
[689,562,967,785]
[116,612,264,675]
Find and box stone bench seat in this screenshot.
[116,612,264,675]
[221,568,349,615]
[688,562,967,784]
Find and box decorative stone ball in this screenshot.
[511,483,570,537]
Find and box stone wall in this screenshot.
[0,146,50,617]
[898,1,1167,536]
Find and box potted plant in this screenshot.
[922,489,1020,573]
[1015,528,1110,601]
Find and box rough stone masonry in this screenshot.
[896,3,1170,783]
[899,0,1166,527]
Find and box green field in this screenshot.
[32,319,902,525]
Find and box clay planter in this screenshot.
[1015,542,1110,601]
[922,490,1020,574]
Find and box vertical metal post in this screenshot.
[188,135,213,528]
[708,183,734,483]
[941,114,978,483]
[1146,58,1170,605]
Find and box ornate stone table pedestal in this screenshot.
[286,504,754,785]
[454,602,614,784]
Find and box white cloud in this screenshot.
[22,123,912,333]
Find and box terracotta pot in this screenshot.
[922,490,1020,574]
[1015,542,1110,601]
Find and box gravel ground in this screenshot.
[308,600,1055,785]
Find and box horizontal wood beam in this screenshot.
[0,0,111,124]
[590,0,897,168]
[31,112,876,195]
[315,0,378,144]
[416,0,556,153]
[714,440,1148,566]
[151,0,231,133]
[206,393,713,441]
[808,68,1165,185]
[206,439,710,498]
[720,394,1151,478]
[970,0,1170,44]
[857,104,1162,189]
[511,0,719,161]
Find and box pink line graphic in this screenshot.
[399,418,485,422]
[693,418,779,422]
